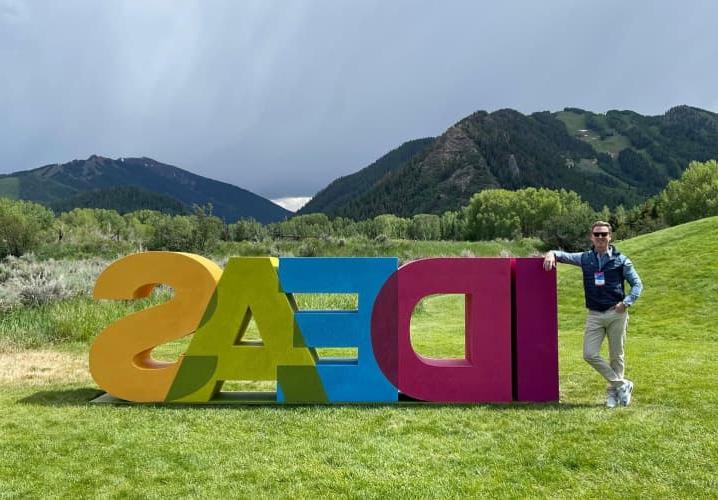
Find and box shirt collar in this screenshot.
[593,246,613,259]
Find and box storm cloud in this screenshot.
[1,0,717,198]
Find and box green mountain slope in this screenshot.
[48,186,188,215]
[299,138,435,215]
[315,106,718,219]
[556,105,718,190]
[0,155,291,223]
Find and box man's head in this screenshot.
[590,221,612,252]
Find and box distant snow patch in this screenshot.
[271,196,311,212]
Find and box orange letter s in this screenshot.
[90,252,222,402]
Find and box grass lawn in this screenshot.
[1,218,717,497]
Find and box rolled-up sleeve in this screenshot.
[622,257,643,306]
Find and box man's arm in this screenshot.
[621,257,643,307]
[543,250,583,271]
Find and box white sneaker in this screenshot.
[618,380,634,406]
[606,389,618,408]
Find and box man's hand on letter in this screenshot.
[543,251,556,271]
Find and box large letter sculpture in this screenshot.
[513,258,559,402]
[90,253,558,404]
[279,257,398,403]
[90,252,222,402]
[166,257,325,403]
[371,258,513,403]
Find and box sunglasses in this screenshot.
[592,232,610,237]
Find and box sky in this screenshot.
[1,1,717,205]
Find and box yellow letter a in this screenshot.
[166,257,324,403]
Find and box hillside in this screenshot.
[48,186,188,215]
[299,138,435,215]
[314,106,718,219]
[0,155,291,223]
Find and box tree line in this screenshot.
[1,160,716,260]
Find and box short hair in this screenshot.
[591,220,612,233]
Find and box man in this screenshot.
[543,221,643,408]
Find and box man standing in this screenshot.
[543,221,643,408]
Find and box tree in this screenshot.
[56,208,128,243]
[232,218,268,241]
[464,189,522,240]
[463,188,588,240]
[270,213,333,239]
[409,214,441,240]
[191,204,225,252]
[373,214,410,239]
[622,197,665,237]
[440,211,465,240]
[331,217,359,238]
[610,205,628,239]
[0,198,54,258]
[148,215,196,251]
[618,148,665,190]
[658,160,718,225]
[539,205,597,252]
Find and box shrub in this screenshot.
[0,198,54,258]
[658,160,718,225]
[464,188,588,241]
[0,255,108,311]
[18,274,71,307]
[373,214,410,239]
[539,205,598,252]
[190,205,225,253]
[148,215,196,251]
[232,218,268,242]
[297,240,320,257]
[409,214,441,240]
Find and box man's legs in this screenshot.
[606,310,632,405]
[583,310,624,389]
[606,310,629,380]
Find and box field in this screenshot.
[1,218,717,497]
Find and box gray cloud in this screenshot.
[1,0,717,198]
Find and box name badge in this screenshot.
[594,272,605,287]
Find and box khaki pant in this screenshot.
[583,308,629,389]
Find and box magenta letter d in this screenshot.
[371,258,512,403]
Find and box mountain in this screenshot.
[48,186,188,215]
[299,138,435,215]
[308,106,718,219]
[0,155,291,223]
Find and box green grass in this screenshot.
[0,294,171,351]
[1,218,717,496]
